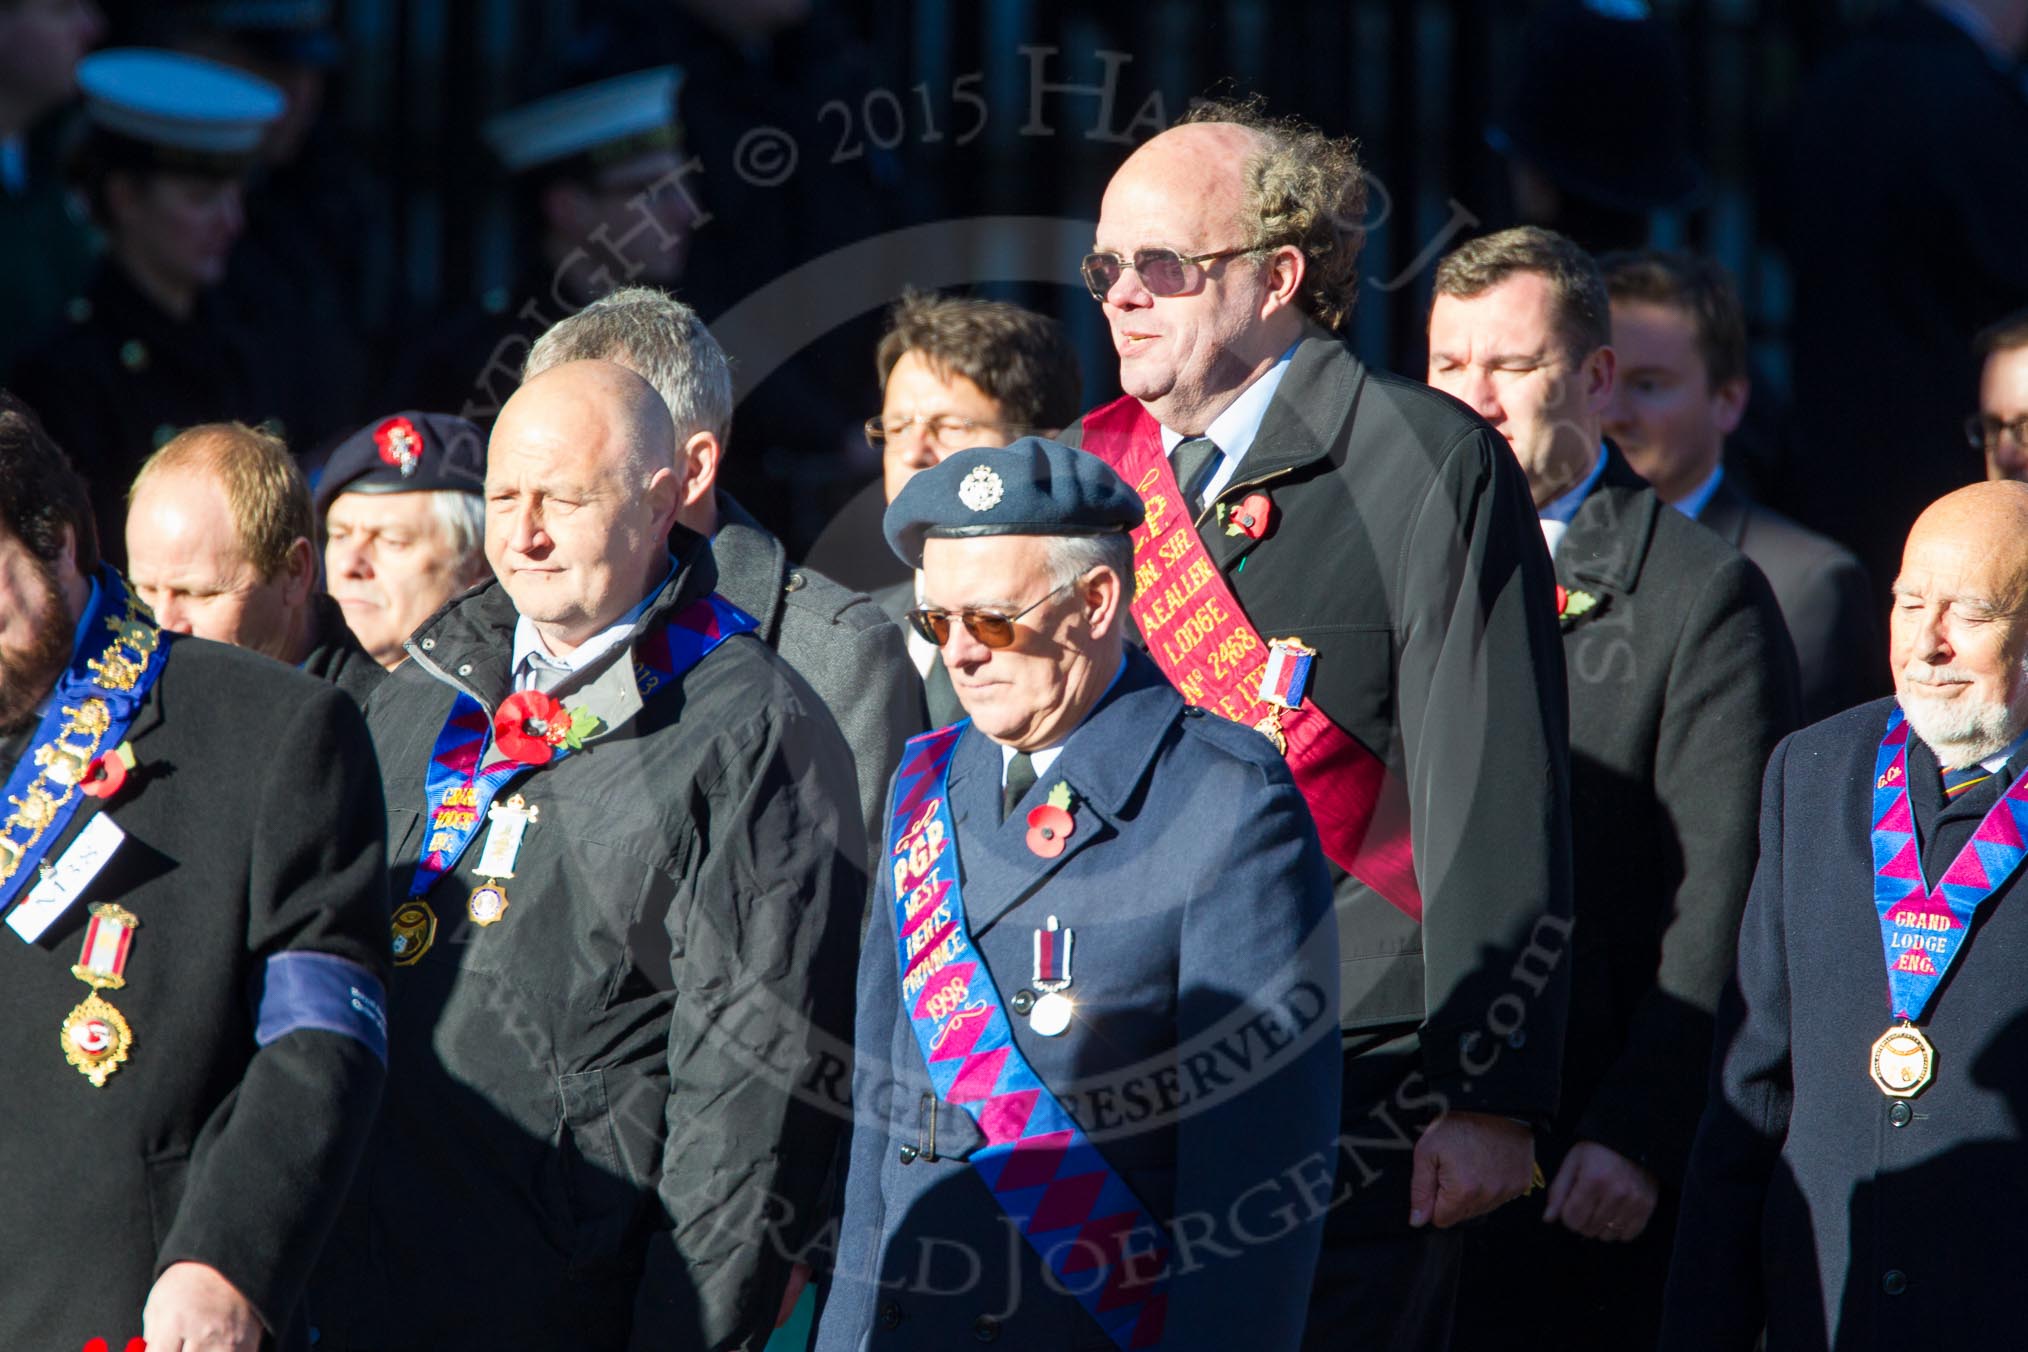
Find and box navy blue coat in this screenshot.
[817,650,1340,1351]
[1664,697,2028,1350]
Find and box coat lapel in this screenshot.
[1555,444,1661,608]
[1194,328,1360,575]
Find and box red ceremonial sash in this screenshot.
[1081,396,1422,921]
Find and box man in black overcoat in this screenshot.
[1665,480,2028,1351]
[1426,227,1801,1352]
[1062,104,1576,1350]
[0,393,390,1351]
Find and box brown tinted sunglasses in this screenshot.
[907,579,1074,649]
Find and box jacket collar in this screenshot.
[400,529,720,718]
[1228,323,1363,488]
[941,648,1178,937]
[1197,325,1361,572]
[1555,441,1662,595]
[708,490,786,642]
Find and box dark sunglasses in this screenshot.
[1080,246,1260,300]
[908,579,1076,649]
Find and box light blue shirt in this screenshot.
[511,556,675,693]
[1158,343,1298,508]
[1537,443,1609,557]
[1672,463,1725,522]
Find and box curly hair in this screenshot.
[1180,96,1368,333]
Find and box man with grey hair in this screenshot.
[314,410,494,671]
[525,285,923,850]
[819,437,1339,1350]
[1666,481,2028,1350]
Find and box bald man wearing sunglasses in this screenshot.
[1060,100,1573,1348]
[818,437,1341,1352]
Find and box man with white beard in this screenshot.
[1665,481,2028,1351]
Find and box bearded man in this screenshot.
[1665,481,2028,1351]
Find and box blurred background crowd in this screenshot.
[3,0,2021,612]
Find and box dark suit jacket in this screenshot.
[818,650,1340,1351]
[1665,699,2028,1352]
[300,590,388,710]
[0,621,389,1352]
[1555,449,1802,1177]
[1700,476,1882,723]
[1453,448,1802,1352]
[1068,327,1575,1124]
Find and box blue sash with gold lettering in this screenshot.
[0,570,167,912]
[887,722,1171,1349]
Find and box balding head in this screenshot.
[124,422,318,661]
[497,358,676,480]
[486,359,683,652]
[1093,106,1362,433]
[1891,481,2028,767]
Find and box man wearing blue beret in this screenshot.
[816,437,1341,1351]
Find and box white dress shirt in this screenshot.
[1157,344,1298,509]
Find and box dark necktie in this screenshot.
[1169,436,1220,508]
[1002,750,1037,822]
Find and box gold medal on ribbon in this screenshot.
[1870,1023,1934,1098]
[467,883,510,927]
[391,899,437,966]
[62,903,139,1087]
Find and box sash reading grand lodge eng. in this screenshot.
[1866,708,2028,1097]
[888,722,1171,1349]
[1081,396,1422,920]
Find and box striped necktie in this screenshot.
[1943,762,1996,799]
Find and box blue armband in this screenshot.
[254,951,388,1065]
